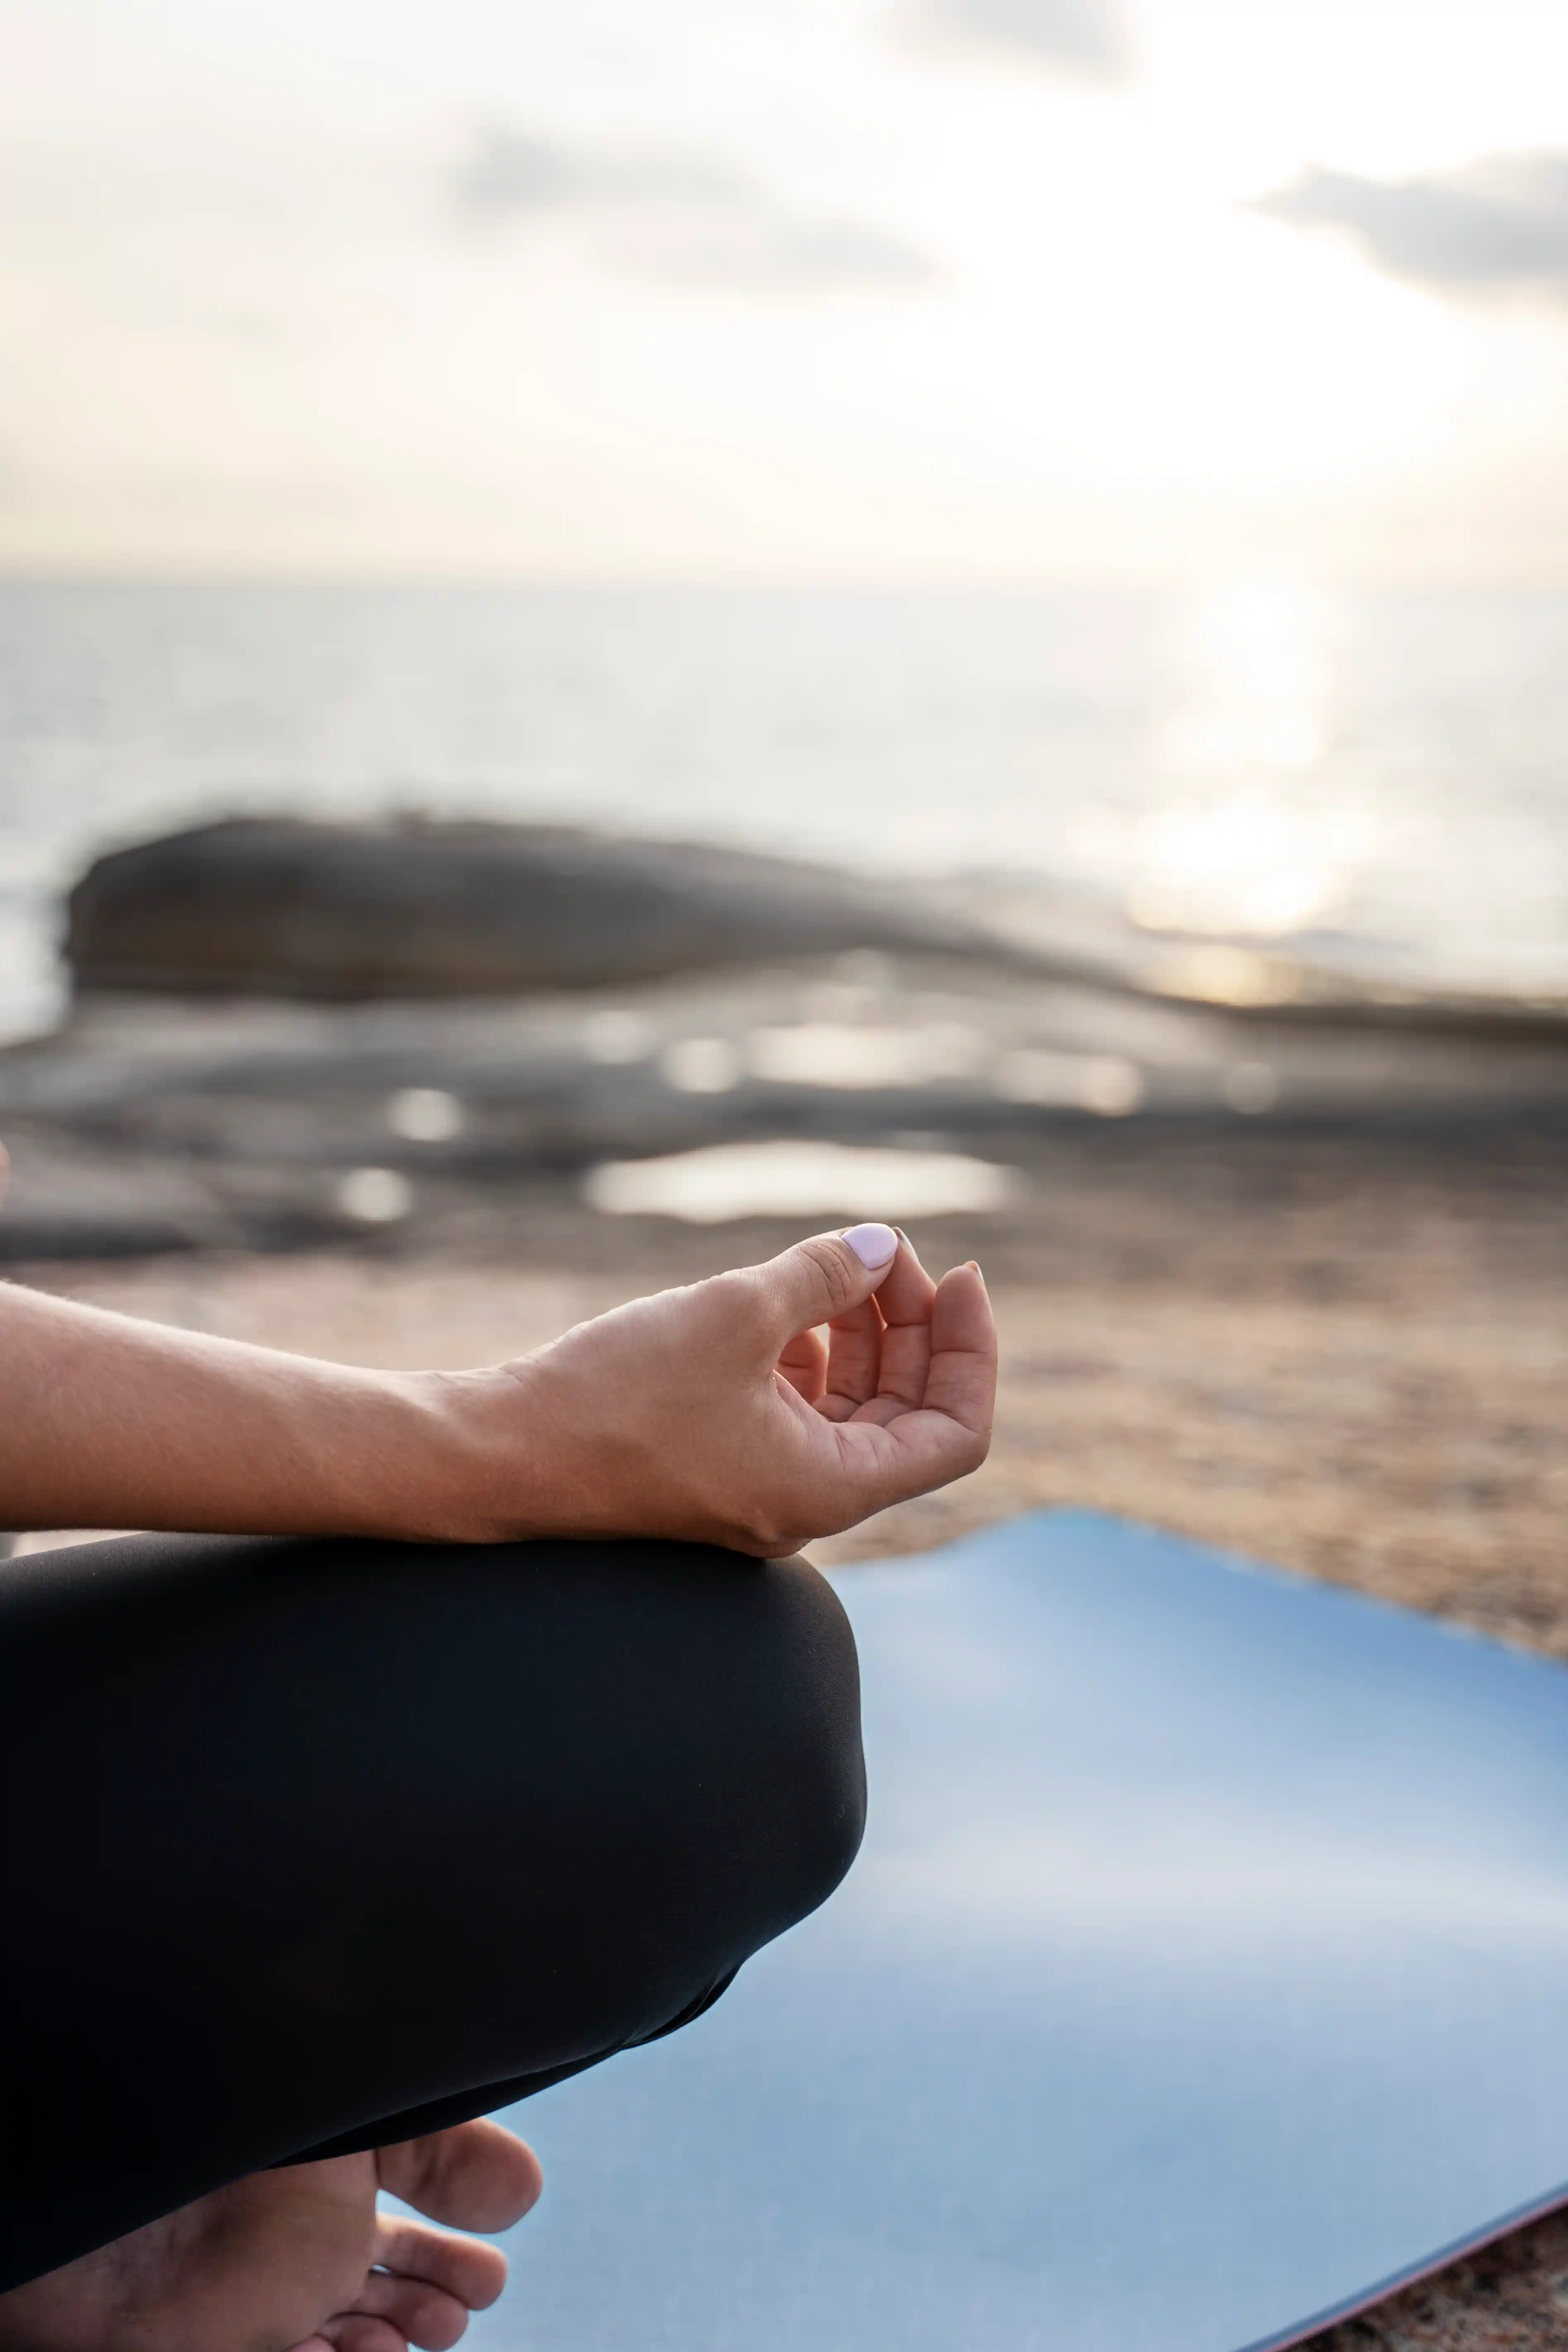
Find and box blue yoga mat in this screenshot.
[466,1512,1568,2352]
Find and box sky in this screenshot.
[7,0,1568,582]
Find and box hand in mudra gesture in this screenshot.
[0,1203,993,1558]
[474,1224,997,1554]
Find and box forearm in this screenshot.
[0,1283,485,1541]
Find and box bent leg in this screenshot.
[0,1533,864,2293]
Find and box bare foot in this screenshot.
[0,2117,542,2352]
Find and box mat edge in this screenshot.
[831,1505,1568,1678]
[1239,2178,1568,2352]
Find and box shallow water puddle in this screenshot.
[582,1138,1023,1223]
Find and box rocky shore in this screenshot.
[5,818,1568,1261]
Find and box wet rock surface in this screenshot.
[6,937,1568,1262]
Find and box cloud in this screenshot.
[449,125,940,293]
[893,0,1135,85]
[1251,152,1568,303]
[453,130,735,221]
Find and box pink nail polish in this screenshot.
[843,1222,898,1269]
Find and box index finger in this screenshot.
[852,1231,937,1421]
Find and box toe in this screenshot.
[378,2120,542,2234]
[322,2320,407,2352]
[355,2271,471,2352]
[372,2219,507,2312]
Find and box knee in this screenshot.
[721,1552,867,1941]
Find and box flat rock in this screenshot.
[65,817,992,1000]
[0,1139,225,1260]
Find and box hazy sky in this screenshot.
[7,0,1568,581]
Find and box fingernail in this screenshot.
[843,1222,898,1268]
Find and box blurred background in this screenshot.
[7,0,1568,1030]
[2,1,1567,1622]
[5,9,1568,2335]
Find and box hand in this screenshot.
[0,2119,541,2352]
[447,1225,996,1554]
[0,1208,992,1553]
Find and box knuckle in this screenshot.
[733,1483,801,1554]
[692,1268,761,1350]
[701,1267,755,1320]
[737,1511,787,1555]
[797,1235,858,1317]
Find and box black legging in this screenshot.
[0,1531,865,2294]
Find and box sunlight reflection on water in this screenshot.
[5,581,1568,1040]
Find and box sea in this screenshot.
[2,578,1566,1041]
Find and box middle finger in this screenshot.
[817,1294,884,1421]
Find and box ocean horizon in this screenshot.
[2,576,1566,1040]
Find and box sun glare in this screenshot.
[1119,581,1380,940]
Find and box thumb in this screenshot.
[752,1224,900,1348]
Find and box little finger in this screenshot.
[922,1262,997,1438]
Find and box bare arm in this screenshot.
[0,1282,473,1541]
[1,1186,995,1554]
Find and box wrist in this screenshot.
[399,1364,559,1546]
